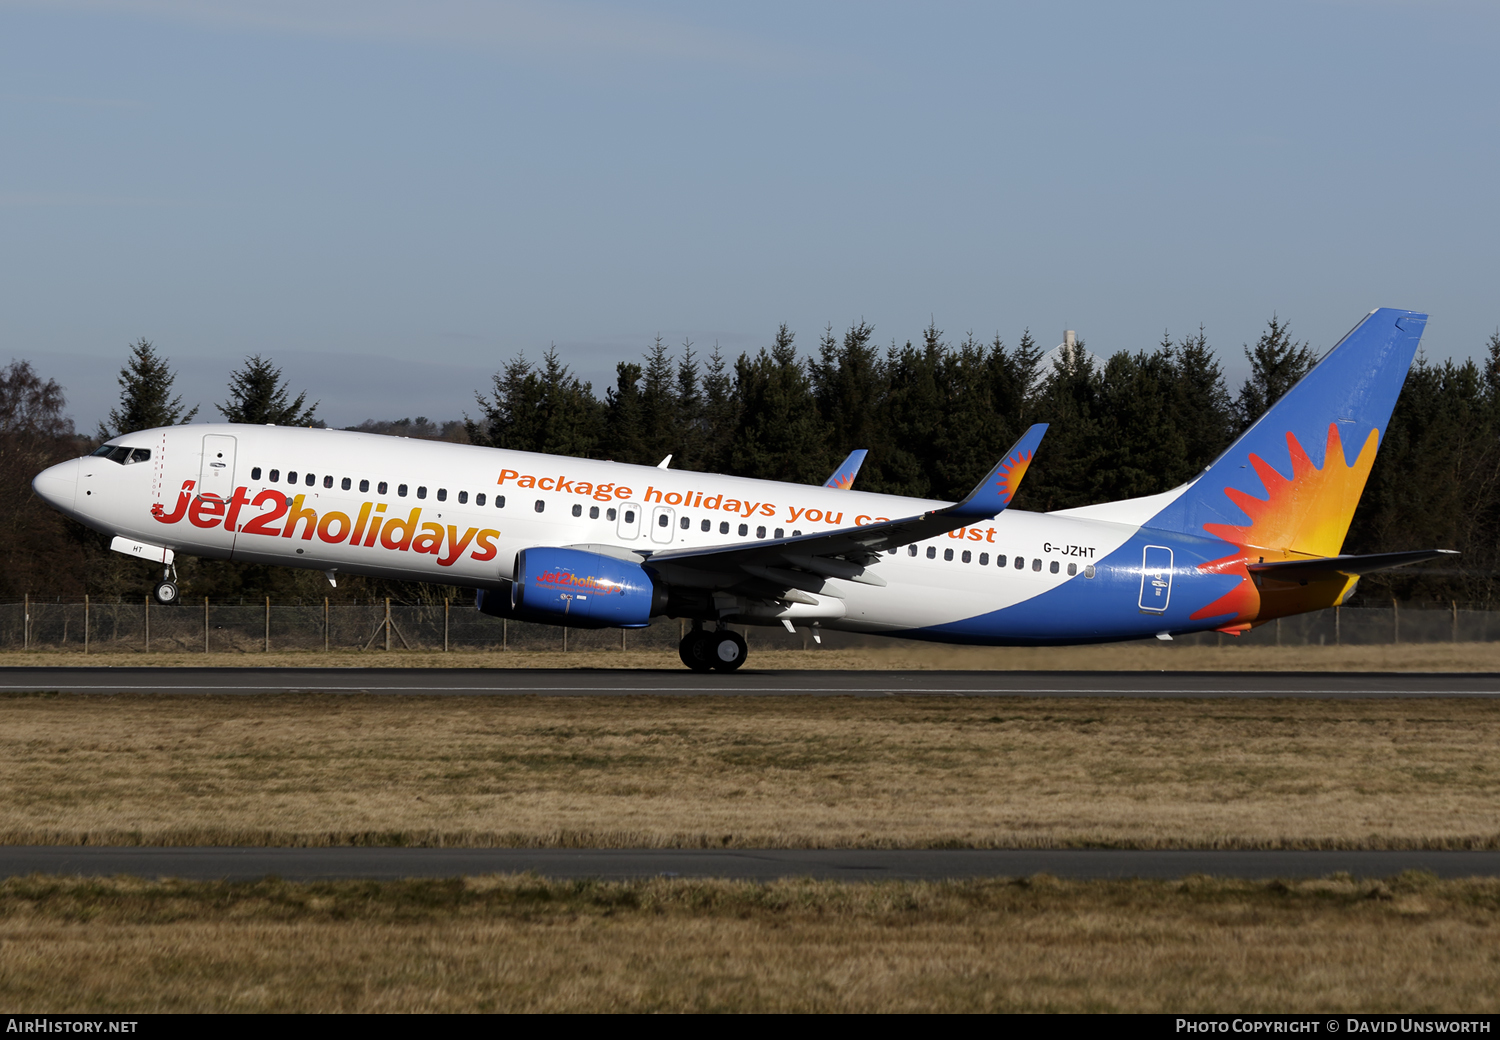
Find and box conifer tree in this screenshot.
[1236,315,1317,429]
[99,339,197,438]
[730,325,826,483]
[217,355,318,426]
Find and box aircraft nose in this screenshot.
[32,458,79,513]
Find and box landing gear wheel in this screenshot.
[152,581,179,606]
[709,630,747,672]
[678,629,714,672]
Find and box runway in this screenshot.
[0,666,1497,697]
[3,846,1498,881]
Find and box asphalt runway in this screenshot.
[0,666,1497,697]
[3,847,1498,881]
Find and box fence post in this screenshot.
[385,598,391,652]
[144,595,150,652]
[84,594,89,655]
[444,598,449,653]
[1275,618,1281,647]
[562,624,567,653]
[324,597,330,653]
[204,597,209,654]
[502,618,508,651]
[23,593,28,650]
[1335,605,1341,646]
[621,627,626,652]
[1453,600,1459,643]
[1393,598,1400,645]
[265,596,270,653]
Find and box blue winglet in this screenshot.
[946,424,1048,521]
[824,449,869,490]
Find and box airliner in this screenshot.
[31,308,1451,671]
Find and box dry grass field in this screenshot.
[4,640,1500,670]
[2,872,1496,1012]
[0,693,1495,849]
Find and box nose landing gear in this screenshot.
[677,623,748,673]
[152,564,179,606]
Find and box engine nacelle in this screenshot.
[502,547,661,628]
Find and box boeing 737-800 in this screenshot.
[31,308,1452,671]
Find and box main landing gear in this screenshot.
[678,623,748,673]
[152,564,179,606]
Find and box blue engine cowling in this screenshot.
[482,547,661,628]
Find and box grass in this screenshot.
[2,872,1497,1012]
[5,641,1500,670]
[0,694,1495,849]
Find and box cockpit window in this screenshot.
[90,445,150,465]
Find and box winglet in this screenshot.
[823,449,868,490]
[946,424,1048,521]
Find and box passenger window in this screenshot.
[417,486,427,500]
[497,496,506,508]
[323,475,333,488]
[341,478,351,490]
[251,467,262,480]
[738,524,748,537]
[288,471,298,483]
[476,493,486,506]
[1084,564,1096,578]
[305,473,315,487]
[1032,559,1042,572]
[1014,557,1024,570]
[607,507,616,521]
[590,506,600,519]
[458,491,468,504]
[1049,561,1059,573]
[700,519,710,532]
[534,500,545,513]
[1067,563,1077,576]
[269,469,280,482]
[926,546,936,559]
[658,513,669,527]
[624,509,634,523]
[756,526,766,539]
[944,548,954,561]
[378,481,388,495]
[962,550,971,563]
[679,516,689,529]
[774,528,784,538]
[437,488,447,502]
[719,522,728,534]
[996,555,1007,567]
[572,504,582,517]
[979,553,989,565]
[360,480,370,493]
[907,545,917,556]
[792,529,801,537]
[398,484,408,497]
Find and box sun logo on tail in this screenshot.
[1190,423,1379,623]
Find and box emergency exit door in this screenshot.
[1138,545,1173,613]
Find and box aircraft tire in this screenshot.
[709,630,747,672]
[678,630,715,672]
[152,581,179,606]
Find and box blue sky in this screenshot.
[2,1,1497,430]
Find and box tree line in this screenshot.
[3,318,1499,607]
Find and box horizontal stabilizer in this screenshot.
[1248,549,1458,585]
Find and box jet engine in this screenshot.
[478,547,662,628]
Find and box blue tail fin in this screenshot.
[1146,307,1427,556]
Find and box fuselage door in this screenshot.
[1138,545,1173,613]
[650,505,675,544]
[616,502,642,540]
[198,435,237,500]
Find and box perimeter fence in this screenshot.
[0,597,1496,656]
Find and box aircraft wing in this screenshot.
[644,425,1046,592]
[824,449,868,489]
[1247,549,1458,585]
